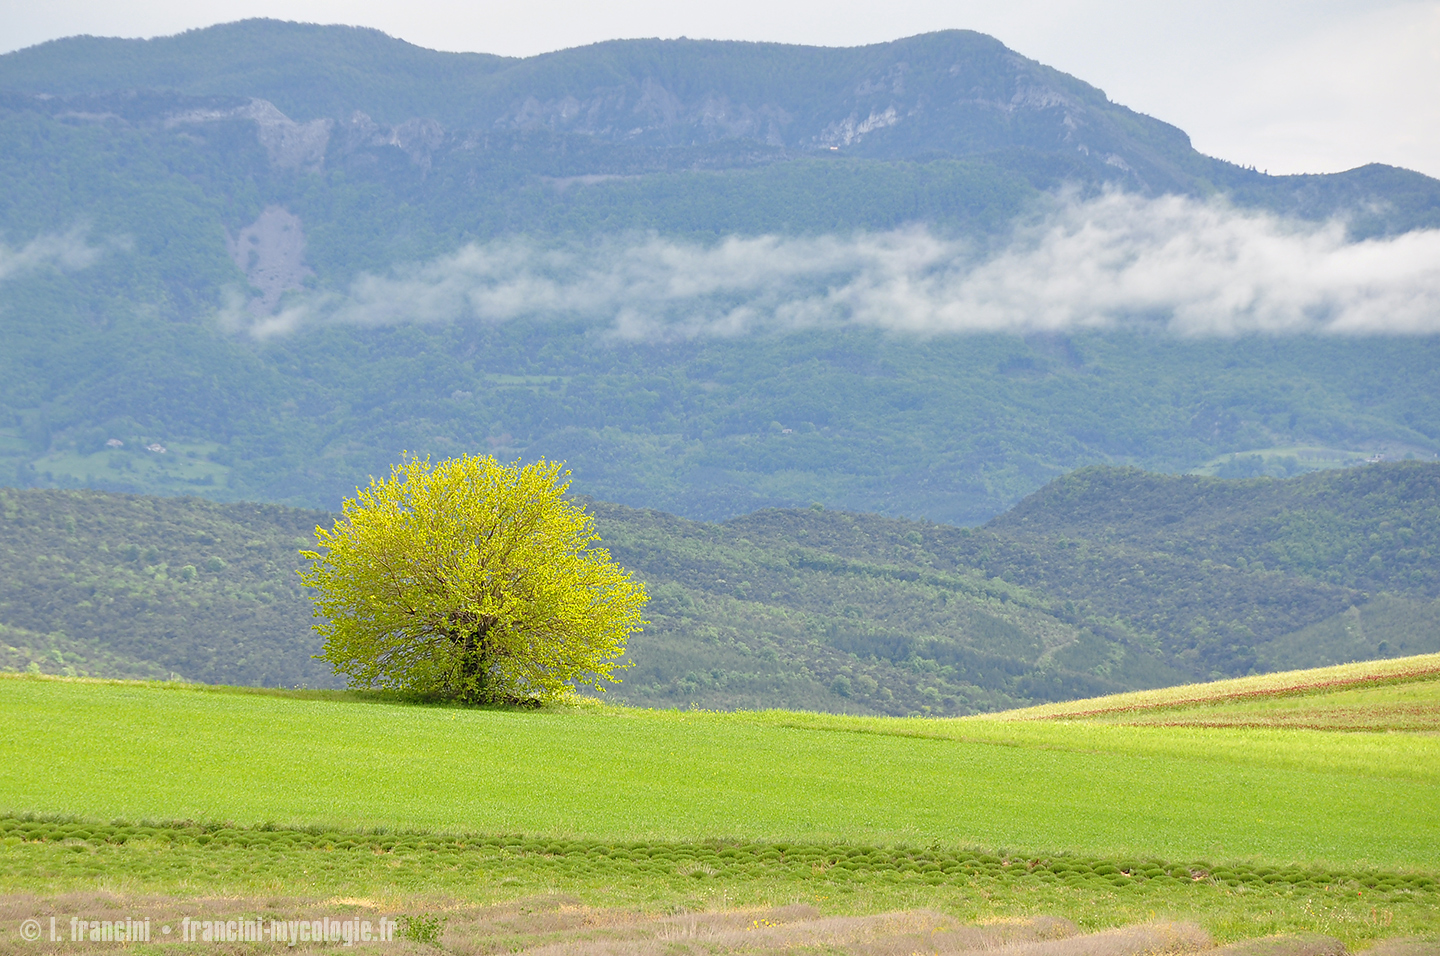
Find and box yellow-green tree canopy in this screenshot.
[299,454,647,703]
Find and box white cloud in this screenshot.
[225,192,1440,340]
[0,228,107,282]
[916,193,1440,336]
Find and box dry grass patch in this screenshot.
[1208,936,1347,956]
[1361,942,1440,956]
[1091,703,1440,732]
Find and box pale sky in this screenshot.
[3,0,1438,179]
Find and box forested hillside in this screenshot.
[4,463,1435,713]
[2,21,1439,525]
[802,461,1440,678]
[7,317,1435,524]
[0,488,329,686]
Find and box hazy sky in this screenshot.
[3,0,1438,178]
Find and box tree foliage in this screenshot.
[300,455,647,703]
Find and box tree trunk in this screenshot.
[454,618,497,704]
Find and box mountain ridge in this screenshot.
[0,19,1402,202]
[4,18,1437,242]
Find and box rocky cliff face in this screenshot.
[404,31,1199,191]
[0,25,1208,193]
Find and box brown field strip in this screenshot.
[983,654,1440,723]
[1095,705,1440,732]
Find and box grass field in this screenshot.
[0,658,1437,952]
[2,675,1436,866]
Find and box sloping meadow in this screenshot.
[0,663,1437,952]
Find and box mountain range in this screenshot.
[5,21,1438,221]
[1,20,1438,525]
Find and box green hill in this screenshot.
[0,488,329,687]
[698,462,1440,687]
[973,461,1440,674]
[3,462,1436,712]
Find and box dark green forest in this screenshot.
[4,463,1436,714]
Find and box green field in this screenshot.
[0,660,1437,951]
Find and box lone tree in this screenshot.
[300,454,647,703]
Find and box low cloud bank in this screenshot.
[227,192,1440,339]
[0,228,107,283]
